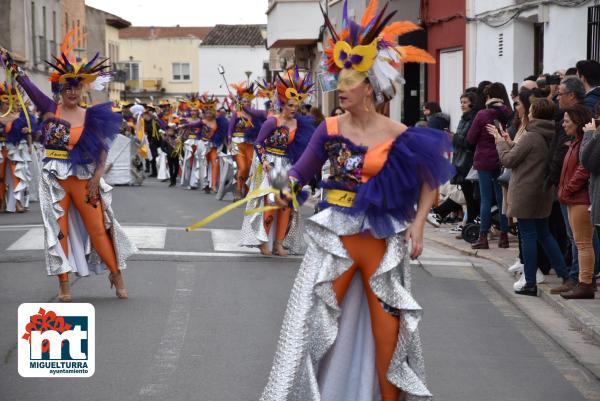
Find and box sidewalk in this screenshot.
[425,224,600,378]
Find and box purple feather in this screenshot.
[318,127,454,237]
[342,0,349,29]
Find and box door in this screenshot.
[439,49,463,133]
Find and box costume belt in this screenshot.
[188,134,197,139]
[233,132,245,138]
[326,189,356,207]
[265,147,286,156]
[45,149,69,160]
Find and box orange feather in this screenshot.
[396,46,435,64]
[361,0,378,27]
[382,22,421,41]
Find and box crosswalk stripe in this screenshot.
[210,229,259,253]
[6,227,167,250]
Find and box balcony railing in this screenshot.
[125,78,163,92]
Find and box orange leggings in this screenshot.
[56,176,118,283]
[234,143,254,195]
[206,148,219,190]
[332,234,402,401]
[263,199,292,242]
[0,147,20,202]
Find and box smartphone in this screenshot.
[511,83,519,98]
[493,119,503,133]
[595,119,600,127]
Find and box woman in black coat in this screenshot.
[451,92,479,228]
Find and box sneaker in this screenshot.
[426,213,441,228]
[513,270,545,290]
[450,225,463,233]
[515,283,537,296]
[508,260,524,274]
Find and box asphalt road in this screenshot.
[1,178,599,401]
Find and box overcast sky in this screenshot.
[85,0,268,26]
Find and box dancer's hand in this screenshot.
[262,160,271,173]
[405,222,424,260]
[86,176,101,203]
[274,191,291,208]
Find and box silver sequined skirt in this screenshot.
[39,160,137,276]
[239,154,303,253]
[259,208,432,401]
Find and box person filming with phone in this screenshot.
[467,82,513,249]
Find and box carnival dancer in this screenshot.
[184,95,228,193]
[239,68,316,256]
[142,104,163,177]
[228,82,265,200]
[0,85,33,213]
[258,2,449,400]
[1,37,136,302]
[180,101,204,189]
[160,123,183,187]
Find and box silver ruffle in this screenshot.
[5,140,32,210]
[259,208,431,401]
[180,138,206,188]
[39,161,137,276]
[239,154,303,253]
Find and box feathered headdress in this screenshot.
[45,29,112,94]
[256,79,275,99]
[199,93,218,112]
[186,93,201,109]
[230,81,256,101]
[321,0,434,102]
[274,67,314,106]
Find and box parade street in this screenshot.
[0,180,599,401]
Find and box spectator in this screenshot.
[467,82,512,249]
[493,98,569,296]
[451,91,479,229]
[330,106,345,116]
[565,67,578,77]
[474,80,492,111]
[508,90,533,141]
[309,106,325,126]
[576,60,600,110]
[580,117,600,289]
[423,101,450,130]
[547,77,589,290]
[556,105,595,299]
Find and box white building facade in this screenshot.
[198,24,269,107]
[468,0,594,91]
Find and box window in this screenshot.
[123,62,139,81]
[172,62,191,81]
[588,5,600,62]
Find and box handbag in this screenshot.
[466,167,478,181]
[497,168,512,187]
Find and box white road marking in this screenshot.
[122,227,166,249]
[7,227,44,250]
[210,229,259,253]
[6,226,167,250]
[137,250,303,259]
[139,264,195,397]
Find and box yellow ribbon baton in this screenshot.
[185,187,277,232]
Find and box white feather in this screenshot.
[90,75,112,91]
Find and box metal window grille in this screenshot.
[588,5,600,62]
[498,33,504,57]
